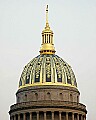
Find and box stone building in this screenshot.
[9,5,87,120]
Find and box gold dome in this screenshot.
[19,5,77,89]
[19,54,77,89]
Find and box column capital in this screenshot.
[59,111,62,113]
[51,111,54,113]
[66,112,69,114]
[29,112,32,114]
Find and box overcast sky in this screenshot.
[0,0,96,120]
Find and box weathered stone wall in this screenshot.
[16,86,80,103]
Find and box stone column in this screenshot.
[30,112,32,120]
[14,115,16,120]
[59,112,61,120]
[37,112,39,120]
[23,113,26,120]
[84,115,86,120]
[72,113,74,120]
[81,115,83,120]
[66,112,68,120]
[52,112,54,120]
[77,114,79,120]
[18,114,20,120]
[44,35,45,43]
[44,112,46,120]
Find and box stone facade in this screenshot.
[9,86,87,120]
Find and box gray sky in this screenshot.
[0,0,96,119]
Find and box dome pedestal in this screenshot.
[9,86,87,120]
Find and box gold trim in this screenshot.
[19,83,77,89]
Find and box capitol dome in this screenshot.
[19,5,77,89]
[9,5,87,120]
[19,54,77,88]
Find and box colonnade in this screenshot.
[42,34,53,44]
[10,111,86,120]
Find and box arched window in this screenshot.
[47,92,51,100]
[70,94,73,102]
[77,96,79,103]
[25,94,27,101]
[17,96,20,103]
[35,93,38,100]
[26,75,30,84]
[60,93,63,100]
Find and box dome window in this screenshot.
[46,71,51,82]
[25,94,27,101]
[35,93,38,100]
[34,78,40,83]
[57,78,62,82]
[25,75,30,84]
[47,92,51,100]
[60,93,63,99]
[67,76,72,84]
[70,94,73,102]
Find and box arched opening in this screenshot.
[59,93,63,100]
[35,93,38,100]
[17,96,20,103]
[25,94,27,101]
[77,96,79,103]
[47,92,51,100]
[70,94,73,102]
[26,75,30,84]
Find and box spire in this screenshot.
[40,5,55,55]
[45,5,49,28]
[46,5,48,24]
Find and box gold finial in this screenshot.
[46,5,48,24]
[40,5,56,55]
